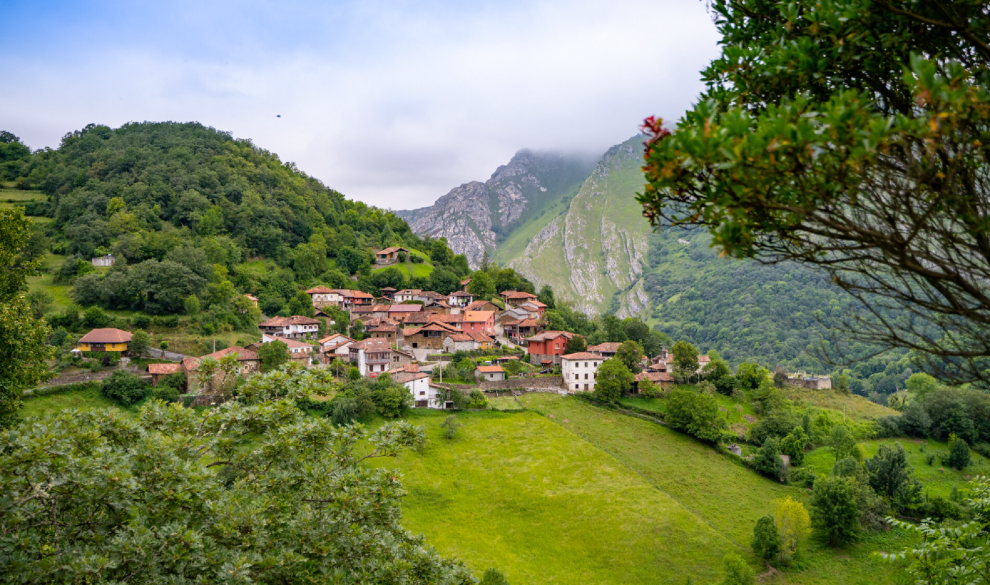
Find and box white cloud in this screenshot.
[0,0,719,209]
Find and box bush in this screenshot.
[159,371,187,393]
[749,410,801,445]
[754,437,785,481]
[721,553,755,585]
[372,382,412,419]
[441,415,462,439]
[946,437,971,470]
[810,476,859,546]
[99,371,148,406]
[151,315,179,328]
[593,359,633,402]
[665,389,727,443]
[151,385,179,402]
[132,314,151,329]
[479,568,509,585]
[468,389,488,409]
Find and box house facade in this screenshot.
[475,365,505,381]
[148,363,183,385]
[402,323,457,350]
[524,331,577,365]
[75,328,133,353]
[634,371,675,392]
[462,311,495,335]
[446,291,474,307]
[588,342,622,359]
[182,346,261,392]
[393,371,441,408]
[500,290,538,308]
[561,352,603,392]
[442,331,494,353]
[91,254,115,267]
[348,338,413,377]
[305,286,343,309]
[259,316,320,339]
[262,334,314,366]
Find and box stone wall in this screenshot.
[444,376,563,392]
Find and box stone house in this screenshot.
[348,337,413,377]
[561,352,604,393]
[633,371,675,392]
[442,331,494,353]
[500,290,538,308]
[588,342,621,359]
[148,363,183,385]
[374,247,409,265]
[181,346,261,392]
[502,318,543,343]
[464,300,501,314]
[403,322,459,350]
[305,286,343,309]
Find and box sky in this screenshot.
[0,0,721,210]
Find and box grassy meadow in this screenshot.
[21,385,983,584]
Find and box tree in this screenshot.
[537,285,555,309]
[184,294,201,316]
[905,372,939,397]
[565,335,587,354]
[99,370,149,406]
[638,1,990,385]
[593,359,633,402]
[468,271,496,300]
[703,353,736,396]
[615,340,644,373]
[780,426,809,467]
[946,436,972,470]
[258,340,290,373]
[288,291,316,318]
[773,497,811,556]
[0,208,55,427]
[864,443,915,501]
[721,554,754,585]
[810,476,859,546]
[0,376,473,584]
[665,388,726,443]
[735,362,767,391]
[429,266,462,295]
[754,437,784,481]
[430,238,453,266]
[751,515,781,564]
[441,415,462,439]
[828,426,860,463]
[773,367,788,389]
[129,329,150,357]
[671,340,698,383]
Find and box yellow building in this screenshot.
[76,328,133,353]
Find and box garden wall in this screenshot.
[444,376,564,392]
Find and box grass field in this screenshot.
[780,388,898,422]
[20,386,143,419]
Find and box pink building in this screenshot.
[462,310,495,335]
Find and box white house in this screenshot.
[306,286,344,309]
[446,291,474,307]
[259,316,320,339]
[261,333,314,366]
[318,333,354,364]
[393,371,442,408]
[474,365,505,381]
[561,352,603,392]
[91,254,115,267]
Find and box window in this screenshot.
[575,384,579,390]
[584,362,588,368]
[594,362,599,367]
[584,384,589,390]
[584,373,588,380]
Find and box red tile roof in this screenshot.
[524,330,574,342]
[79,328,133,344]
[305,286,335,294]
[392,372,430,384]
[501,290,537,300]
[376,246,409,254]
[588,342,622,354]
[464,310,495,322]
[260,315,320,327]
[148,363,183,375]
[476,365,504,373]
[561,352,603,360]
[388,304,423,312]
[635,371,674,383]
[183,346,259,370]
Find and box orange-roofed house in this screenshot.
[181,346,261,392]
[474,365,505,382]
[588,342,622,359]
[462,310,495,335]
[634,371,675,392]
[259,315,320,339]
[305,286,343,309]
[75,328,133,354]
[374,247,409,265]
[500,290,538,308]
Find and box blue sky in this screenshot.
[0,0,720,208]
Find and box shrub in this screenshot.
[151,385,179,402]
[132,314,151,329]
[479,568,509,585]
[754,437,785,481]
[751,515,781,563]
[665,389,727,443]
[441,415,462,439]
[99,371,148,406]
[159,371,187,393]
[330,396,360,425]
[721,554,755,585]
[946,437,971,470]
[372,382,412,419]
[468,389,488,409]
[749,410,801,445]
[151,315,179,328]
[780,426,809,466]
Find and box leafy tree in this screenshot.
[0,208,55,426]
[773,497,811,556]
[441,415,462,440]
[537,285,555,309]
[288,291,316,318]
[751,515,781,564]
[258,340,290,373]
[754,437,784,481]
[429,266,462,295]
[810,476,859,546]
[665,388,726,443]
[703,353,737,396]
[129,329,150,357]
[905,372,938,397]
[638,0,990,385]
[671,340,699,383]
[735,362,767,391]
[780,426,809,467]
[615,340,644,373]
[0,378,473,583]
[773,367,788,389]
[430,238,453,266]
[565,335,587,354]
[467,389,488,409]
[946,437,972,470]
[372,379,412,418]
[184,294,201,316]
[468,271,496,300]
[99,370,148,406]
[864,443,915,501]
[593,358,633,402]
[721,554,754,585]
[828,425,859,463]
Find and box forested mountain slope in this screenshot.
[396,150,595,269]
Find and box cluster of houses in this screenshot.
[72,280,727,409]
